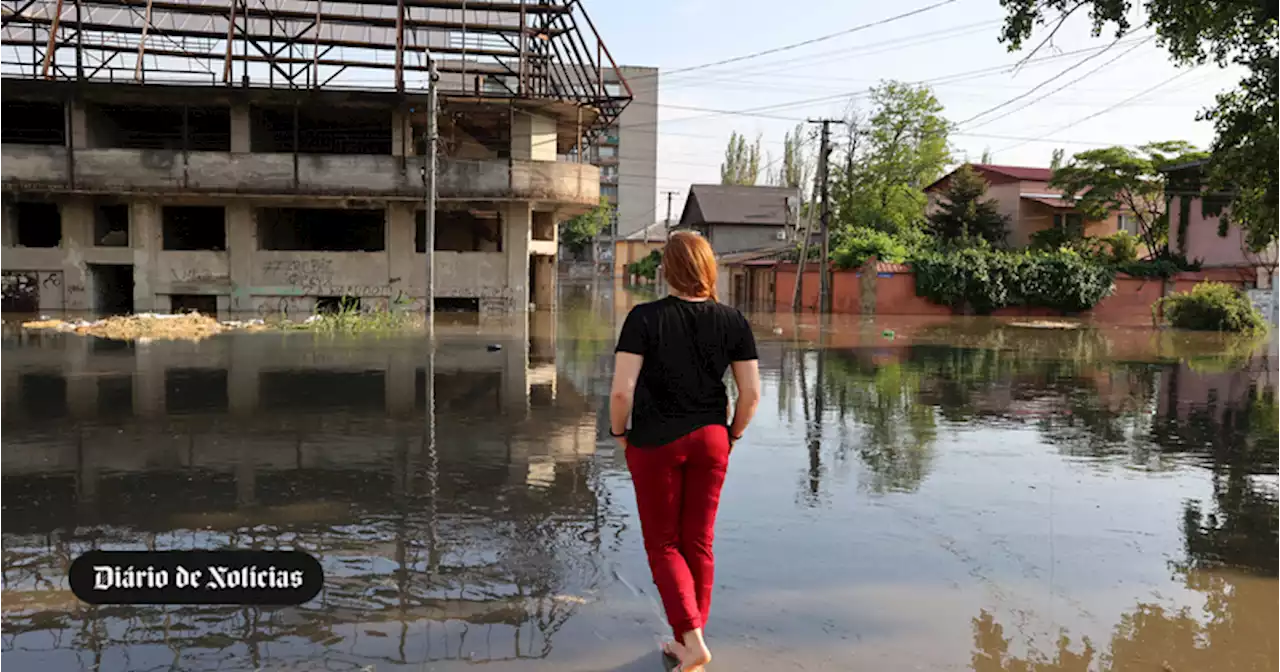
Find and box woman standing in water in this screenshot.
[609,231,761,671]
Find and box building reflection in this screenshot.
[0,315,620,668]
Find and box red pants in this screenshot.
[625,425,731,641]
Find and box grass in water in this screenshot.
[298,297,423,334]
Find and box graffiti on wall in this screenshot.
[171,268,229,283]
[260,259,395,297]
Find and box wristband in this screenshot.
[609,428,627,438]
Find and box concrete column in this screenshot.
[503,313,530,416]
[60,198,92,311]
[391,107,416,158]
[131,200,161,312]
[532,255,556,310]
[1,199,14,247]
[230,103,251,153]
[511,111,557,161]
[227,203,255,312]
[387,203,417,306]
[505,203,531,312]
[68,100,92,149]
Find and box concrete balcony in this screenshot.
[1,145,600,207]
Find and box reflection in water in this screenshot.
[2,304,1277,671]
[2,316,617,670]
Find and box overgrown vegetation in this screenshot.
[559,198,613,257]
[296,297,419,334]
[913,248,1116,314]
[832,229,911,269]
[1156,282,1267,333]
[627,250,662,281]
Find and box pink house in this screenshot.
[1162,160,1277,274]
[924,164,1131,248]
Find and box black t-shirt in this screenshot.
[614,296,759,448]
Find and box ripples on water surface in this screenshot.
[3,286,1276,671]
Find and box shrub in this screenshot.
[1101,231,1140,264]
[832,229,910,269]
[627,250,662,280]
[1029,227,1078,252]
[1156,282,1267,333]
[914,248,1114,314]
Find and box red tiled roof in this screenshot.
[925,163,1054,192]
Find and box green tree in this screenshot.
[980,147,993,164]
[720,131,762,185]
[998,0,1278,253]
[831,81,951,241]
[769,124,812,190]
[558,197,613,256]
[926,164,1011,246]
[1050,147,1065,171]
[1051,141,1206,255]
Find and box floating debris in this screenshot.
[21,312,267,342]
[486,344,503,352]
[1008,320,1083,330]
[882,329,895,339]
[772,327,784,335]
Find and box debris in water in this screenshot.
[1009,320,1082,330]
[487,344,503,352]
[882,329,895,339]
[772,327,784,335]
[23,313,226,342]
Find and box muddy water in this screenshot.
[2,288,1276,671]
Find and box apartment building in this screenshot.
[1,0,630,316]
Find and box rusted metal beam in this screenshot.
[222,0,236,83]
[133,0,154,81]
[568,0,631,99]
[312,0,323,89]
[2,0,41,27]
[43,0,569,35]
[514,0,524,95]
[40,0,65,79]
[394,0,404,92]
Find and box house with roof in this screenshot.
[676,184,802,255]
[924,164,1132,248]
[613,221,667,278]
[1162,159,1277,271]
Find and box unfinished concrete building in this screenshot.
[0,0,631,315]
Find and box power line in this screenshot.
[659,19,1001,86]
[994,66,1204,153]
[959,35,1156,131]
[622,0,960,82]
[611,37,1154,133]
[955,27,1151,127]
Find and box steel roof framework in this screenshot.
[0,0,631,129]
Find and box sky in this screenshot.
[581,0,1244,226]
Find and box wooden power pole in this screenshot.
[808,118,844,314]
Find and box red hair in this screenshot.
[662,231,718,301]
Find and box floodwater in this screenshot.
[2,283,1277,671]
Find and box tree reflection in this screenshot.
[971,567,1278,672]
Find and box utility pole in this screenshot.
[808,118,844,314]
[423,59,439,336]
[662,190,680,231]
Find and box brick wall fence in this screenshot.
[773,258,1263,325]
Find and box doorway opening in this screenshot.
[170,294,218,315]
[89,264,134,315]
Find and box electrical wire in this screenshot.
[621,0,961,82]
[993,66,1205,153]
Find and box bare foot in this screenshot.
[678,628,712,671]
[662,640,684,659]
